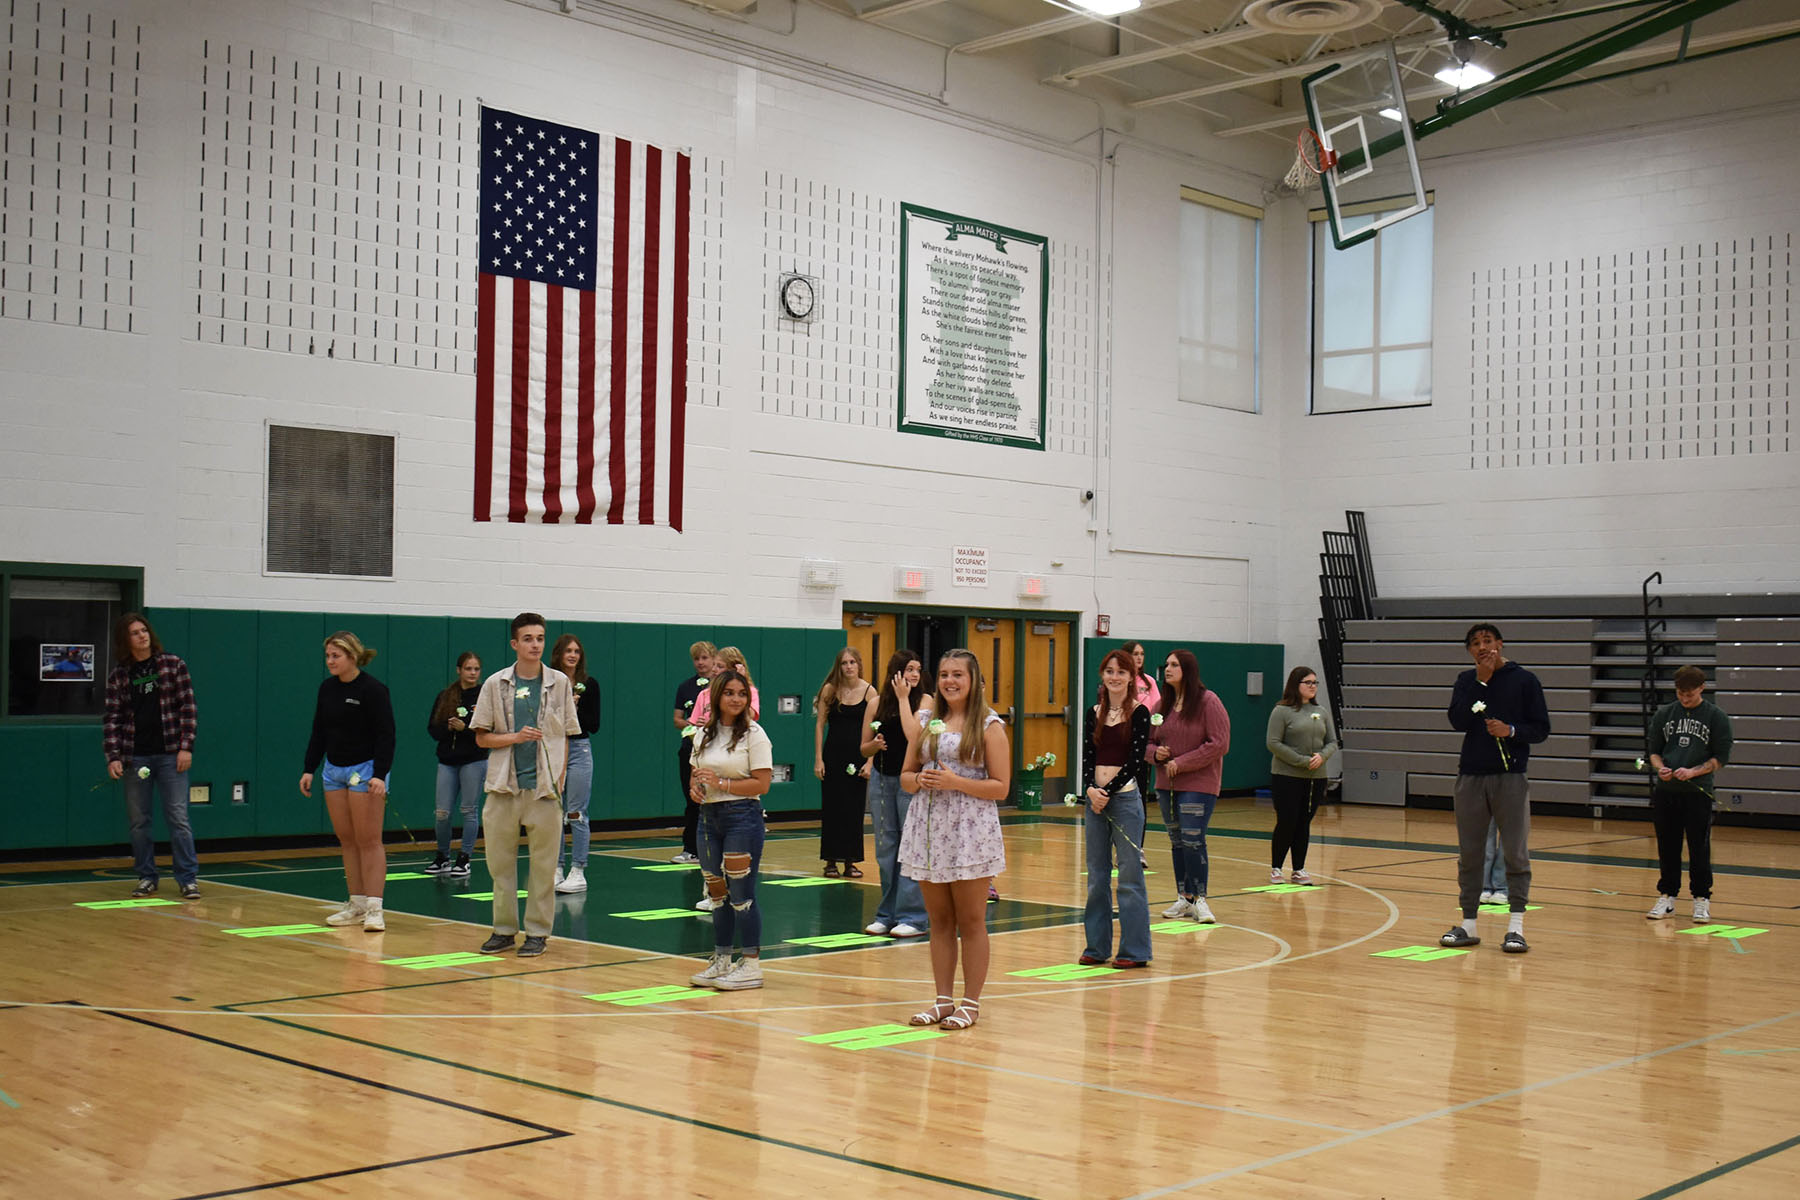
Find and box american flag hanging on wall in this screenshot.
[474,105,689,527]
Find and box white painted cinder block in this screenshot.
[1,0,1793,676]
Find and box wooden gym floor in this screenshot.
[2,800,1796,1198]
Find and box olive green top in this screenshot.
[1266,702,1339,779]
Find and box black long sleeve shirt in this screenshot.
[1082,704,1151,797]
[1447,661,1550,775]
[304,671,397,779]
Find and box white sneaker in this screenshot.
[1191,898,1216,924]
[1692,897,1711,922]
[1162,898,1193,919]
[1270,869,1285,885]
[712,957,764,990]
[1647,895,1676,920]
[325,900,365,926]
[555,866,587,894]
[890,923,926,938]
[864,920,891,935]
[695,895,721,912]
[690,952,733,987]
[1291,870,1313,885]
[1479,890,1497,905]
[671,851,699,865]
[362,907,385,932]
[553,866,564,887]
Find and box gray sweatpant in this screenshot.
[1453,773,1530,917]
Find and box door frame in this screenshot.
[840,601,1082,791]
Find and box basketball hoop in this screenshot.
[1283,128,1338,192]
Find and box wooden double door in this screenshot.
[840,607,1076,794]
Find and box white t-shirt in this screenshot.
[690,721,773,803]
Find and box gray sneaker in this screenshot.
[518,935,548,957]
[131,878,158,898]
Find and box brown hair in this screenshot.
[1279,665,1319,708]
[1672,665,1708,691]
[1095,649,1140,717]
[874,649,923,728]
[1157,649,1207,718]
[113,613,162,666]
[551,634,588,685]
[696,669,754,754]
[430,651,481,724]
[925,649,993,768]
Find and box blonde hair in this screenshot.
[716,646,753,687]
[815,646,865,715]
[323,630,377,668]
[927,649,990,768]
[688,640,717,659]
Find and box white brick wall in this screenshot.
[6,0,1791,670]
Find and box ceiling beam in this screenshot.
[1045,21,1266,82]
[953,0,1191,56]
[1130,31,1444,109]
[859,0,951,24]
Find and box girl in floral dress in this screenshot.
[898,649,1011,1031]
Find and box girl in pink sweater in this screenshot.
[1146,649,1231,923]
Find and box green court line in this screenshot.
[1634,1130,1800,1199]
[242,1015,1038,1199]
[0,1085,18,1108]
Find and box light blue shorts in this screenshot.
[321,758,380,793]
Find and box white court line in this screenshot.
[1121,1006,1800,1198]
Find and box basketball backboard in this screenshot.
[1302,43,1427,250]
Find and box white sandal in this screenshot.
[941,998,980,1031]
[910,995,955,1026]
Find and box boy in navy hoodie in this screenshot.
[1441,623,1550,954]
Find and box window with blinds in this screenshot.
[265,425,394,577]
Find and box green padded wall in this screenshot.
[0,608,838,853]
[1081,638,1286,792]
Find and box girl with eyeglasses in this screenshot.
[1265,666,1338,885]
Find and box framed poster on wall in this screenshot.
[898,203,1048,451]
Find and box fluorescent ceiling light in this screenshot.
[1069,0,1141,14]
[1378,107,1403,122]
[1435,62,1495,89]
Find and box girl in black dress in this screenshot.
[813,647,876,876]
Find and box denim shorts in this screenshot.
[321,758,379,793]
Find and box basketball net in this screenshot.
[1284,128,1337,192]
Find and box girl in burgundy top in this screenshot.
[1147,648,1231,924]
[1079,650,1154,967]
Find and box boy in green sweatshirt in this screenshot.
[1645,666,1733,923]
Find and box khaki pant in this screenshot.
[482,790,561,937]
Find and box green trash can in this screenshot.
[1015,767,1044,812]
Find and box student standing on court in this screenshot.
[687,670,774,991]
[689,647,762,910]
[670,641,717,865]
[1441,623,1550,954]
[1078,650,1153,969]
[425,651,485,878]
[300,631,397,931]
[552,634,600,895]
[1122,641,1162,866]
[899,649,1011,1031]
[1646,666,1734,922]
[815,646,876,877]
[472,613,579,958]
[861,650,929,938]
[103,613,201,899]
[1148,649,1231,924]
[1266,666,1337,885]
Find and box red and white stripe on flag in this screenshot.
[474,123,689,527]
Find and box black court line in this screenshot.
[249,1014,1039,1199]
[214,954,668,1011]
[38,1002,571,1197]
[1636,1130,1800,1198]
